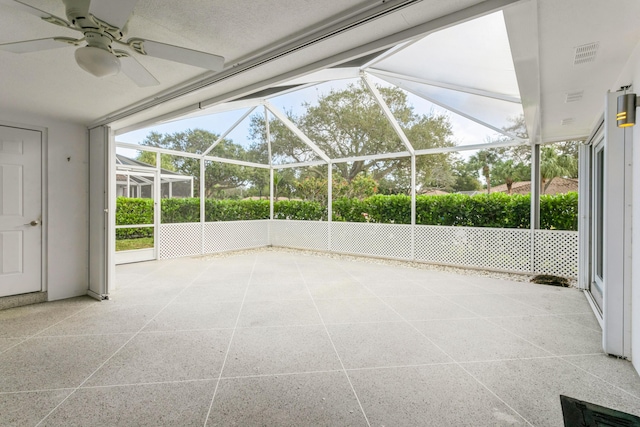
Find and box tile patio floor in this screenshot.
[2,249,640,426]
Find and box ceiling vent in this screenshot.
[565,91,584,103]
[574,42,599,65]
[561,118,575,126]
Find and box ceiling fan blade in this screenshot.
[0,0,71,27]
[89,0,138,29]
[119,54,159,87]
[140,40,225,71]
[0,38,70,53]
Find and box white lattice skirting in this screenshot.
[158,221,578,277]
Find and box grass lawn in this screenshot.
[116,237,154,251]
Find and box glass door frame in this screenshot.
[590,136,605,312]
[114,166,159,264]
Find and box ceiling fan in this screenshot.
[0,0,225,87]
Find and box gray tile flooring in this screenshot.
[2,248,640,426]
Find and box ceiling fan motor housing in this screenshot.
[75,32,121,77]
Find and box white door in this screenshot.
[0,125,42,297]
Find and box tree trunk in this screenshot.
[483,165,491,194]
[506,178,513,195]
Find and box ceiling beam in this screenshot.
[361,72,415,155]
[375,73,525,142]
[201,106,257,156]
[367,68,521,103]
[263,101,331,163]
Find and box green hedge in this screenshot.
[116,192,578,238]
[115,198,154,239]
[274,200,326,221]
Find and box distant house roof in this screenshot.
[491,177,578,195]
[115,154,193,184]
[456,190,483,196]
[420,189,449,195]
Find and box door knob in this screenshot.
[25,220,39,226]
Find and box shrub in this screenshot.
[540,192,578,230]
[115,197,154,239]
[115,192,579,233]
[274,200,325,220]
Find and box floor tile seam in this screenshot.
[295,259,372,427]
[3,302,101,355]
[437,295,561,358]
[77,377,218,390]
[204,254,259,427]
[343,362,458,372]
[457,353,606,367]
[0,337,27,355]
[556,356,640,402]
[453,363,536,426]
[219,369,345,381]
[333,261,535,427]
[406,312,582,322]
[498,292,582,316]
[14,332,137,339]
[551,313,603,332]
[122,258,179,286]
[442,292,550,315]
[0,387,76,395]
[33,256,224,427]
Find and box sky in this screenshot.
[116,11,520,162]
[116,77,506,160]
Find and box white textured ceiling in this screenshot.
[1,0,639,144]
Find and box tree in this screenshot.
[449,159,481,192]
[540,145,577,192]
[467,149,500,193]
[138,129,250,198]
[136,150,176,171]
[491,159,529,194]
[249,82,456,187]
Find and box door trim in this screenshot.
[0,120,48,296]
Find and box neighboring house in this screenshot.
[491,177,578,195]
[115,154,194,198]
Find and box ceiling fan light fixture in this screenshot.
[74,46,121,77]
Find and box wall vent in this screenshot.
[574,42,599,65]
[561,118,575,126]
[565,91,584,103]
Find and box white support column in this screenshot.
[530,144,541,229]
[266,106,274,221]
[200,157,205,254]
[530,144,540,274]
[411,154,416,260]
[270,169,274,220]
[154,152,161,260]
[328,163,333,251]
[577,142,593,291]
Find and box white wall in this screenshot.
[0,111,88,301]
[612,40,640,373]
[631,48,640,375]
